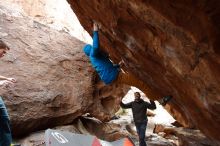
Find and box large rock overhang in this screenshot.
[68,0,220,141]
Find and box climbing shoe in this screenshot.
[159,95,173,106]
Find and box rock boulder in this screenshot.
[68,0,220,141]
[0,5,127,137]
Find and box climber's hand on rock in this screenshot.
[7,77,16,83]
[93,22,98,31]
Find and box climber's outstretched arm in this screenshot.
[91,23,99,56]
[145,100,156,110]
[0,75,8,80]
[120,100,132,109]
[0,75,16,83]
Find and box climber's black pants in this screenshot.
[135,121,147,146]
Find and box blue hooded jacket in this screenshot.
[83,31,119,84]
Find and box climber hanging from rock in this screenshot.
[83,22,172,106]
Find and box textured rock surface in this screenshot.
[154,125,219,146]
[80,117,132,141]
[172,128,219,146]
[0,0,91,43]
[0,5,127,136]
[68,0,220,141]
